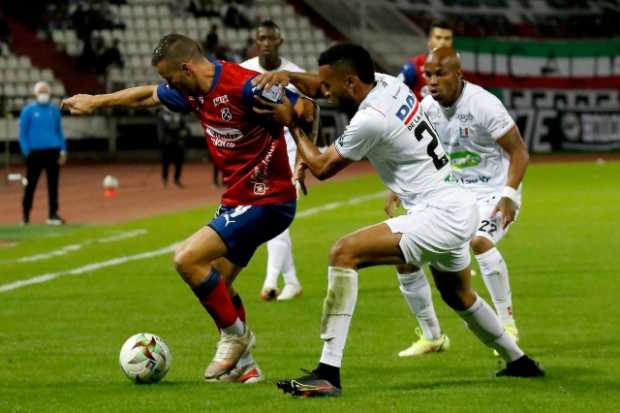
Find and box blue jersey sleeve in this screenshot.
[157,83,192,113]
[398,61,417,89]
[241,78,299,107]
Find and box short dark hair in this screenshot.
[257,19,281,33]
[318,43,375,84]
[429,19,453,34]
[152,33,203,66]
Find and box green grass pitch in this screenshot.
[1,161,619,412]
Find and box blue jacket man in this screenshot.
[19,81,67,225]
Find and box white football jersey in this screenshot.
[334,73,471,210]
[421,81,516,197]
[240,57,305,170]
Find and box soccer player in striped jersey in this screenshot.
[62,34,315,384]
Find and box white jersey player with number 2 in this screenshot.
[335,73,479,271]
[257,44,542,397]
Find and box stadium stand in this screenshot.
[390,0,620,38]
[1,0,333,113]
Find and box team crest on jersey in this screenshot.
[253,182,266,195]
[221,107,233,121]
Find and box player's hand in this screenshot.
[58,153,67,166]
[491,197,518,229]
[253,91,295,127]
[384,191,401,217]
[294,162,308,196]
[251,71,290,91]
[60,94,99,115]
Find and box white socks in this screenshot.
[264,229,300,289]
[221,318,245,336]
[476,248,514,324]
[398,269,441,340]
[457,295,524,362]
[319,266,358,368]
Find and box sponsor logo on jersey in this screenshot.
[221,107,233,121]
[457,113,474,123]
[449,151,481,170]
[205,126,243,148]
[395,94,420,124]
[213,95,229,106]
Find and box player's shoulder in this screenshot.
[420,94,437,111]
[239,56,260,71]
[462,82,500,103]
[279,57,305,72]
[461,82,506,112]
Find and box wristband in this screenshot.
[501,186,519,205]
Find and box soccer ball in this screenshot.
[119,333,172,384]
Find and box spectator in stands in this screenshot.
[0,11,11,46]
[0,11,11,56]
[157,107,189,188]
[187,0,221,18]
[19,81,67,225]
[97,38,124,76]
[223,2,252,29]
[203,24,220,58]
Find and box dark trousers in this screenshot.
[161,143,184,183]
[22,149,61,220]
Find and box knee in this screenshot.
[437,285,473,311]
[329,236,357,268]
[173,244,195,279]
[470,236,493,255]
[397,263,419,276]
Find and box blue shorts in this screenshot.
[208,202,296,267]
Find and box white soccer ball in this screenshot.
[119,333,172,384]
[103,175,119,189]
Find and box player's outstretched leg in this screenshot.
[396,264,450,357]
[430,265,544,378]
[174,227,255,381]
[278,223,405,397]
[472,236,519,355]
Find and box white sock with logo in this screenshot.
[457,295,524,362]
[477,247,514,324]
[319,266,358,368]
[398,269,441,340]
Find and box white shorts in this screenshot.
[474,193,519,244]
[384,200,479,272]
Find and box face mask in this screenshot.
[36,93,50,104]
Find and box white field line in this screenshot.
[0,192,385,294]
[1,229,148,264]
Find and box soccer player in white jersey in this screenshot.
[389,47,529,358]
[253,43,543,397]
[240,20,303,301]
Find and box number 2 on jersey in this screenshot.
[413,120,449,170]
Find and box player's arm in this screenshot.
[252,71,324,99]
[290,126,352,180]
[61,85,161,115]
[492,125,530,229]
[254,93,352,180]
